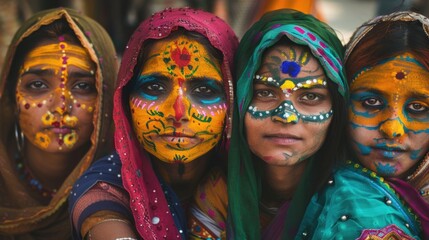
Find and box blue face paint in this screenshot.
[132,75,160,101]
[404,97,429,122]
[190,78,224,106]
[353,139,372,155]
[349,91,386,118]
[410,149,423,160]
[375,162,396,176]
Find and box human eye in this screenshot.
[143,82,166,95]
[27,80,48,90]
[253,83,277,101]
[362,97,383,108]
[191,82,224,105]
[72,81,96,93]
[301,92,320,101]
[131,75,170,101]
[255,89,274,98]
[407,102,429,114]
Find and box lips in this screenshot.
[373,144,406,159]
[50,127,74,134]
[263,133,301,145]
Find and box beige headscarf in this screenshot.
[0,8,117,239]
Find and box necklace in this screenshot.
[16,160,57,198]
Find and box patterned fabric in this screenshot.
[297,162,424,239]
[227,9,347,239]
[189,168,227,239]
[70,7,238,240]
[0,8,117,239]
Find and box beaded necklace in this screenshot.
[16,159,57,198]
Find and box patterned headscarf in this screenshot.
[113,7,238,239]
[345,10,429,203]
[0,8,117,238]
[227,9,347,239]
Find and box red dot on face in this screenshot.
[24,103,30,109]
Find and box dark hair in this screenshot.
[346,20,429,81]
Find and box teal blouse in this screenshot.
[297,161,421,239]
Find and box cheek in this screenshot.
[189,103,227,132]
[244,113,264,148]
[307,120,331,148]
[408,132,429,160]
[129,106,152,131]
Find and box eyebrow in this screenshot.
[68,71,95,78]
[21,68,94,79]
[21,68,55,77]
[187,77,223,87]
[352,87,429,99]
[139,73,170,82]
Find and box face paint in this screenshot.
[349,53,429,177]
[16,38,97,152]
[247,75,332,123]
[129,35,226,164]
[245,43,332,167]
[247,46,332,124]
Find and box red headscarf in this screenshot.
[113,7,238,239]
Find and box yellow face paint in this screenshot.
[129,36,226,164]
[350,54,429,134]
[349,53,429,177]
[16,40,96,151]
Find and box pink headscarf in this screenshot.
[113,7,238,239]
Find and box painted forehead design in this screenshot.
[255,45,327,97]
[351,54,428,85]
[141,36,222,80]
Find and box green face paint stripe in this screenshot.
[147,109,164,117]
[184,65,199,78]
[173,154,188,161]
[192,113,212,123]
[203,56,222,77]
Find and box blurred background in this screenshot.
[1,0,428,68]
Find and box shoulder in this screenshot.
[70,152,123,202]
[297,164,420,239]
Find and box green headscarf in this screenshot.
[227,9,347,239]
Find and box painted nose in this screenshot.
[51,89,73,115]
[172,95,189,122]
[379,118,405,138]
[271,111,298,124]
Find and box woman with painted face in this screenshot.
[297,11,429,239]
[226,9,348,239]
[68,7,238,240]
[0,8,117,240]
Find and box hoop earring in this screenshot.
[15,123,24,153]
